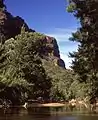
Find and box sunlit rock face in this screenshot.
[42,36,66,68]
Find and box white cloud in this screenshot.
[45,27,77,42]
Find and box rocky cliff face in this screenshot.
[41,36,65,68]
[0,11,35,43]
[0,0,35,43]
[0,0,65,68]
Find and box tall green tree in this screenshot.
[67,0,98,98]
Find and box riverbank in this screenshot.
[28,103,66,107]
[0,102,66,108]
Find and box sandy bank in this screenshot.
[35,103,65,107]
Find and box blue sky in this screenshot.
[5,0,79,68]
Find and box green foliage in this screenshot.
[0,31,51,104]
[67,0,98,98]
[42,58,97,100]
[42,60,78,100]
[66,2,76,12]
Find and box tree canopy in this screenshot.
[67,0,98,98]
[0,30,52,104]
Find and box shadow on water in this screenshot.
[0,106,98,120]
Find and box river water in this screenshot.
[0,107,98,120]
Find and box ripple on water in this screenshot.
[65,116,78,120]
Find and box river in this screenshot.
[0,107,98,120]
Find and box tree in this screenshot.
[0,43,29,104]
[67,0,98,98]
[0,31,52,104]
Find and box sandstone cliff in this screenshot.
[42,36,65,68]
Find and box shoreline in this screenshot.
[0,102,66,108]
[29,103,66,107]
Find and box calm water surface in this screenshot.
[0,107,98,120]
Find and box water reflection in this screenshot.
[0,107,98,120]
